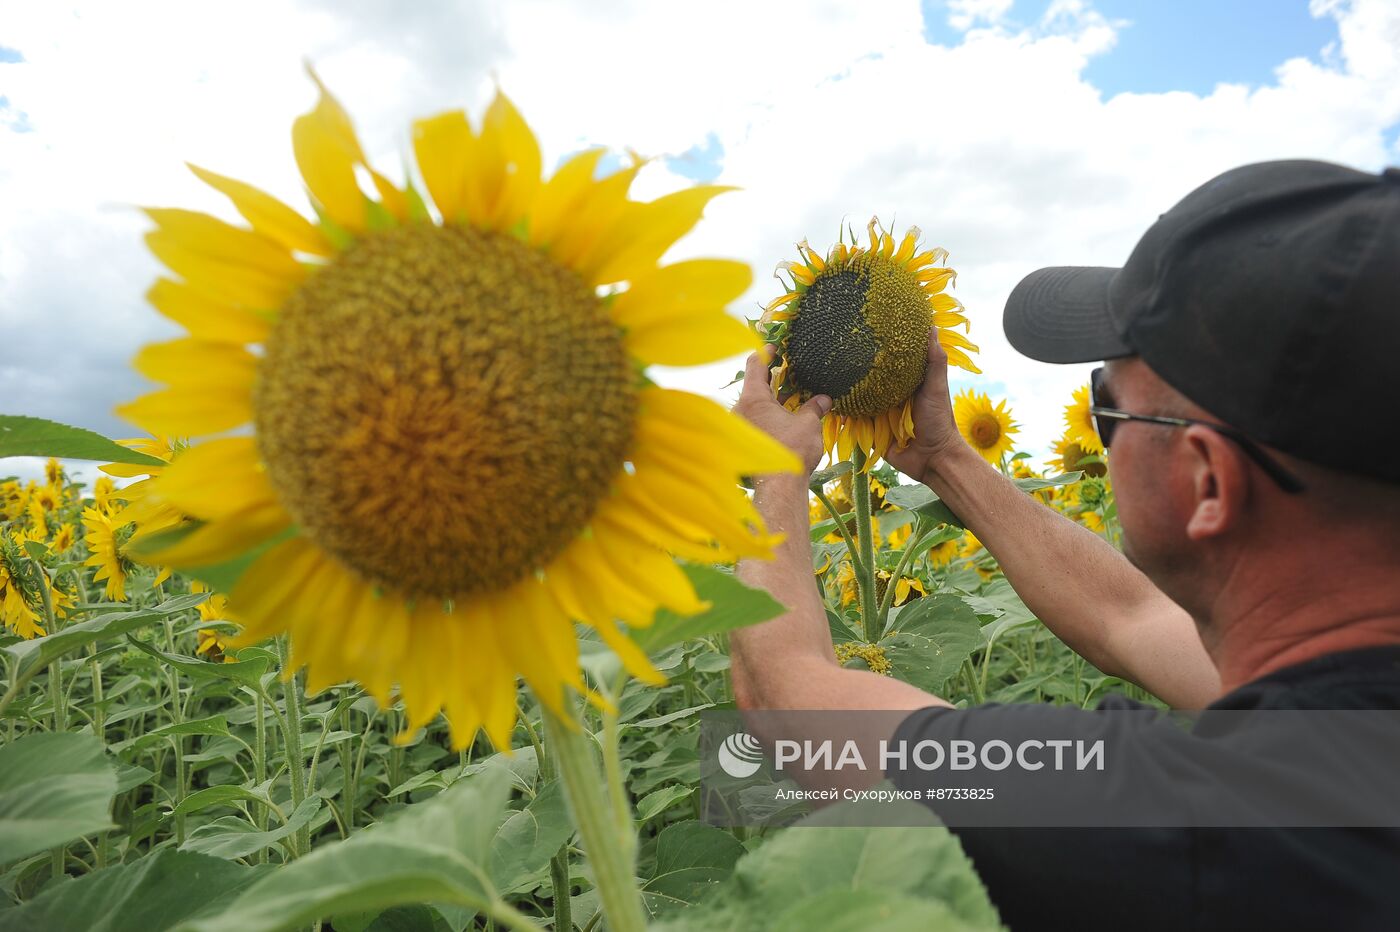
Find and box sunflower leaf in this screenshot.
[0,732,117,866]
[634,565,785,654]
[2,592,208,684]
[0,415,167,466]
[183,766,513,932]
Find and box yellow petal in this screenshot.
[145,232,299,310]
[638,388,801,475]
[292,101,366,233]
[592,501,736,565]
[591,522,708,616]
[116,388,253,437]
[144,500,291,568]
[187,164,334,257]
[590,616,666,685]
[472,89,542,231]
[546,160,645,271]
[626,312,757,366]
[412,110,474,224]
[529,148,606,247]
[147,279,270,344]
[582,185,735,286]
[937,328,979,353]
[143,209,305,281]
[611,259,751,329]
[153,437,276,521]
[132,339,258,388]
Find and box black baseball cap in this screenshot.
[1004,159,1400,484]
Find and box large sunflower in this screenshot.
[760,222,980,468]
[117,72,797,749]
[1063,384,1103,456]
[953,389,1018,466]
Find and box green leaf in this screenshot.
[651,801,1003,931]
[114,714,229,753]
[0,732,117,865]
[2,592,208,683]
[881,484,963,527]
[880,595,986,694]
[634,566,785,654]
[168,784,275,820]
[0,849,265,932]
[125,636,271,687]
[184,767,514,931]
[635,784,694,821]
[487,779,572,894]
[628,703,715,731]
[0,415,167,467]
[180,798,321,861]
[643,821,745,918]
[771,890,978,931]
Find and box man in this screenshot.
[730,160,1400,930]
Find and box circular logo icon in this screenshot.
[718,732,764,778]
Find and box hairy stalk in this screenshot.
[851,451,881,643]
[275,637,309,857]
[531,709,573,932]
[544,704,645,932]
[813,487,865,579]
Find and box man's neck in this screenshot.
[1206,562,1400,694]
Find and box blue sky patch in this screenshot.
[0,46,23,63]
[922,0,1339,97]
[666,133,724,183]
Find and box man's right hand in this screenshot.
[886,330,965,484]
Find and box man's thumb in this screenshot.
[800,395,833,419]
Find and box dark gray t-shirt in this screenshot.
[887,646,1400,932]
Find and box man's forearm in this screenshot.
[732,474,836,708]
[731,473,945,714]
[919,442,1219,708]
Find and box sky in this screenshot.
[2,0,1398,486]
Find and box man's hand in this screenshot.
[885,330,964,485]
[734,349,832,476]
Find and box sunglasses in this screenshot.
[1088,367,1305,494]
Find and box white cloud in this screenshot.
[1,0,1398,485]
[947,0,1015,31]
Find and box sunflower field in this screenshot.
[0,76,1146,932]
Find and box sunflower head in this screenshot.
[115,72,798,749]
[953,389,1018,466]
[834,641,892,676]
[1064,384,1104,456]
[1051,433,1108,478]
[761,220,979,467]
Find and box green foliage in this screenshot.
[0,733,117,865]
[0,849,265,932]
[0,415,167,466]
[0,421,1142,929]
[651,802,1003,931]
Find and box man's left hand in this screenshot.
[734,349,832,476]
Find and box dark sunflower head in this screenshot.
[758,221,981,467]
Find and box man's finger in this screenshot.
[920,329,951,396]
[738,347,778,405]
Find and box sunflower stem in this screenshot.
[851,451,881,643]
[544,702,645,932]
[877,516,928,630]
[814,487,865,579]
[253,690,269,862]
[530,710,574,932]
[275,637,309,857]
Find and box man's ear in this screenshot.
[1181,425,1250,541]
